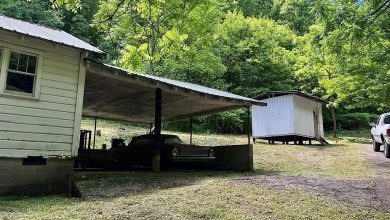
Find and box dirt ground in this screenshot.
[232,143,390,211]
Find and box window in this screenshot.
[5,51,38,95]
[0,44,42,99]
[384,115,390,124]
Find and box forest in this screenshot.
[1,0,388,134]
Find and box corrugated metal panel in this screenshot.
[252,95,295,137]
[0,15,103,54]
[293,95,325,138]
[102,63,264,104]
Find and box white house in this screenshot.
[252,91,328,145]
[0,15,104,195]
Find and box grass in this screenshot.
[0,120,387,219]
[253,141,376,178]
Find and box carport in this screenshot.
[82,60,265,171]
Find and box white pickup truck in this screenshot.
[370,112,390,158]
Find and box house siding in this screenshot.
[0,30,82,158]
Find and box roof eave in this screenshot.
[0,27,105,56]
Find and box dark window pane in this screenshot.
[384,116,390,124]
[27,55,37,74]
[18,53,28,72]
[6,71,34,94]
[9,52,19,70]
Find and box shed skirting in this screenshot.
[0,158,74,195]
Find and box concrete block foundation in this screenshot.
[0,157,74,196]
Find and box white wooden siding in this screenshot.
[0,30,82,158]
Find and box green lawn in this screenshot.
[0,122,388,219]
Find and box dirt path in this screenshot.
[231,175,382,209]
[362,144,390,210]
[231,144,390,211]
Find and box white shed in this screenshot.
[252,91,328,144]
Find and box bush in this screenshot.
[164,109,250,134]
[337,113,378,130]
[323,110,379,131]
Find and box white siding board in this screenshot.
[0,140,70,151]
[0,98,75,113]
[41,86,78,98]
[44,58,80,72]
[41,78,78,91]
[0,131,72,143]
[44,52,80,65]
[0,113,74,128]
[0,122,73,135]
[40,94,76,106]
[0,149,70,158]
[0,104,75,120]
[42,73,77,87]
[43,66,79,79]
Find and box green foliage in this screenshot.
[0,0,63,28]
[337,113,379,130]
[1,0,388,134]
[216,12,297,97]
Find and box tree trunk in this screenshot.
[331,107,337,138]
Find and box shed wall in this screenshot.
[0,31,82,158]
[252,95,294,137]
[293,95,324,138]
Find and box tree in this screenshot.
[0,0,63,28]
[216,12,297,97]
[95,0,222,73]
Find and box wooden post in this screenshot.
[247,106,251,145]
[93,118,97,149]
[153,88,162,172]
[331,106,337,138]
[190,117,193,146]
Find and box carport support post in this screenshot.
[247,106,251,145]
[93,118,97,149]
[153,88,162,172]
[190,117,193,146]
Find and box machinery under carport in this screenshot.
[77,60,265,172]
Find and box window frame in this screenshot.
[0,42,43,100]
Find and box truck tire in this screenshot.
[373,139,381,152]
[385,141,390,159]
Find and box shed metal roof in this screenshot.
[83,61,265,123]
[253,90,328,103]
[0,15,104,54]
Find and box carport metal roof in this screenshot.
[83,61,265,123]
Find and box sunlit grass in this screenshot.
[0,122,385,219]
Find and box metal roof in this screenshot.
[0,15,104,54]
[103,63,261,104]
[83,61,265,123]
[253,90,328,103]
